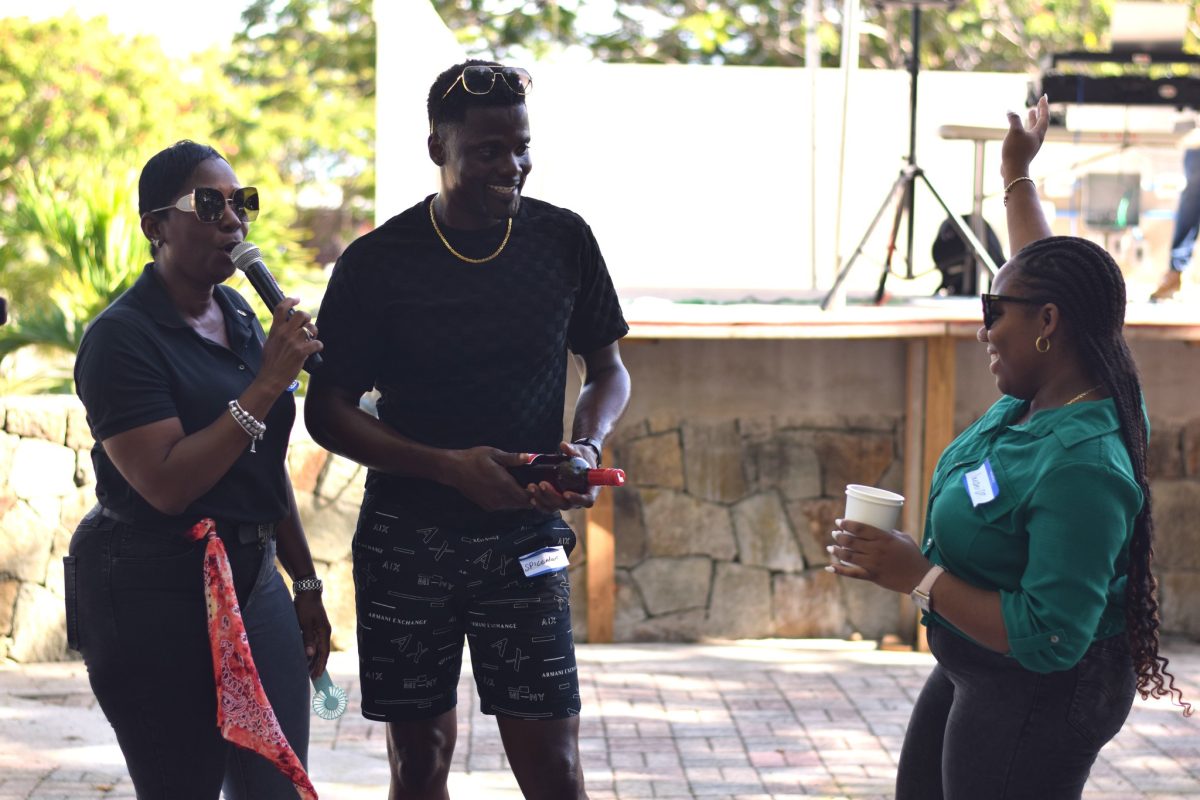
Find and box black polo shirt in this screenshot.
[74,264,295,528]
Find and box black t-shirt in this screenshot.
[316,195,628,516]
[74,264,295,528]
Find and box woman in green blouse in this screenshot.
[828,95,1191,799]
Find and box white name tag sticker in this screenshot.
[519,546,569,577]
[963,460,999,507]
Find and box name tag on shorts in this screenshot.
[519,546,569,577]
[963,460,999,507]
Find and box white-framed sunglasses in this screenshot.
[150,186,259,223]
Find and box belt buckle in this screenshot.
[256,523,273,544]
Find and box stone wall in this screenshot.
[0,396,91,663]
[0,392,910,663]
[4,333,1200,661]
[603,416,906,643]
[0,395,372,662]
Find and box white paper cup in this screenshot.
[843,484,905,531]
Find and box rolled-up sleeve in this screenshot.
[1000,462,1141,672]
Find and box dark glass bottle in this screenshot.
[508,454,626,493]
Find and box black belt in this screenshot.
[97,506,277,546]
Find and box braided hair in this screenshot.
[1013,235,1191,715]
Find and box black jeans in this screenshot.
[65,507,310,800]
[896,623,1136,800]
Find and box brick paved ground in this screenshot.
[2,638,1198,799]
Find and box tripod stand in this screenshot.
[821,1,1000,310]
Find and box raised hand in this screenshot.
[1001,93,1050,182]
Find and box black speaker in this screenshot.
[931,215,1005,296]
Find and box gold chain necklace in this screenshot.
[1065,385,1102,406]
[428,197,512,264]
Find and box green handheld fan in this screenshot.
[311,671,347,720]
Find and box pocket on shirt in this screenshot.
[1066,635,1136,748]
[970,457,1019,525]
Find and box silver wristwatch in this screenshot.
[910,565,945,613]
[292,576,323,594]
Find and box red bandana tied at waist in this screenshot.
[187,518,318,800]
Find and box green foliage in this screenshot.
[0,164,142,392]
[0,11,341,388]
[431,0,1199,71]
[435,1,580,60]
[229,0,376,233]
[0,15,179,192]
[860,0,1117,71]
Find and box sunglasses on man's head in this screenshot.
[441,65,533,100]
[151,186,259,223]
[981,293,1049,329]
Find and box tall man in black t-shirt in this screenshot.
[306,61,631,799]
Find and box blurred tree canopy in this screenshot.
[230,0,376,243]
[431,1,1199,70]
[0,8,355,385]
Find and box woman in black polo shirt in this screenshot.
[65,141,330,799]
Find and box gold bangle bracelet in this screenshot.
[1003,176,1036,206]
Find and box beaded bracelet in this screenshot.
[1003,176,1036,206]
[228,399,266,453]
[292,575,323,594]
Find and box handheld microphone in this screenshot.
[231,241,322,373]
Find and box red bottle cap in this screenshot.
[587,468,625,487]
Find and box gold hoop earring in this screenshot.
[1035,336,1051,353]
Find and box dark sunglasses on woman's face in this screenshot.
[441,65,533,100]
[981,293,1049,329]
[151,186,259,223]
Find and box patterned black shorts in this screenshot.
[352,496,581,721]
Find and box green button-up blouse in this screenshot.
[922,394,1143,673]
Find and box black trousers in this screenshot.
[65,507,311,800]
[896,623,1137,800]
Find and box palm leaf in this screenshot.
[0,165,143,383]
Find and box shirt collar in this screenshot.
[129,263,257,349]
[992,394,1122,448]
[129,264,188,329]
[974,395,1020,435]
[213,285,256,351]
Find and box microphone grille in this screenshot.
[231,241,262,272]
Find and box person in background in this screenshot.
[1149,131,1200,301]
[305,61,631,799]
[67,140,330,799]
[828,95,1190,800]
